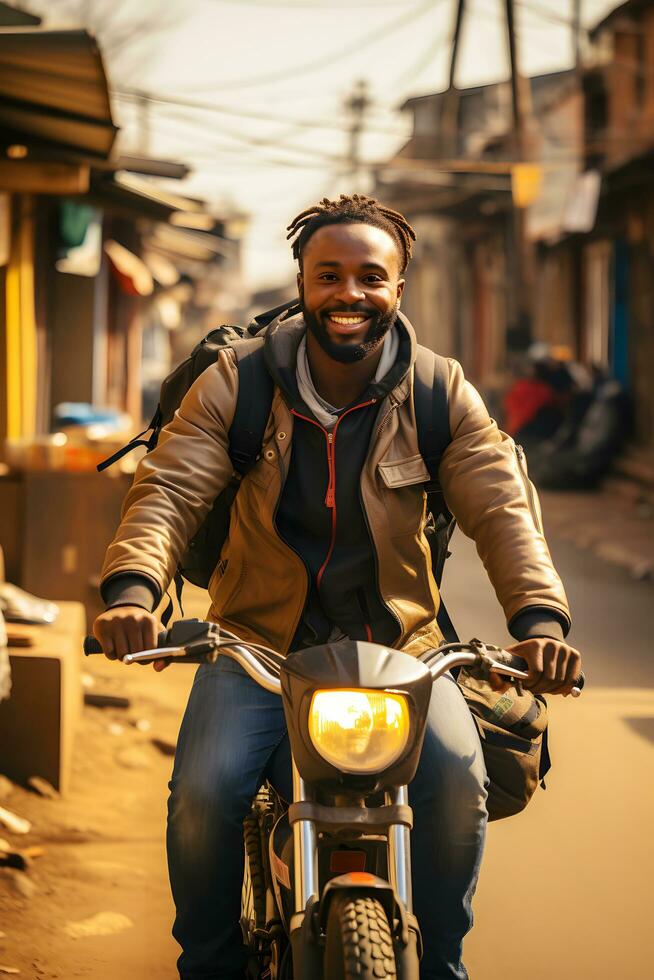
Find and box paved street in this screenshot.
[446,528,654,979]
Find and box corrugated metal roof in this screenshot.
[0,28,116,157]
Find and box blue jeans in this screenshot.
[167,657,488,979]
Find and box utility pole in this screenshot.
[572,0,582,74]
[345,79,371,194]
[505,0,535,343]
[137,92,151,157]
[441,0,466,156]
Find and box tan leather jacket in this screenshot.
[101,320,570,656]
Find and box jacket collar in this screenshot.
[263,306,417,415]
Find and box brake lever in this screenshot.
[123,640,219,666]
[487,656,582,698]
[469,640,583,698]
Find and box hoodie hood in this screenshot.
[263,305,417,417]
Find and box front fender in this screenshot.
[319,873,422,980]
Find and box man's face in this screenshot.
[297,222,405,363]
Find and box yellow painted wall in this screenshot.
[4,194,37,442]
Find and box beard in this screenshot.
[301,301,398,364]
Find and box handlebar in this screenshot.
[422,640,585,696]
[83,621,584,698]
[83,619,214,656]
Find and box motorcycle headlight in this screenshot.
[308,689,410,774]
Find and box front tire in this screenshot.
[324,892,397,979]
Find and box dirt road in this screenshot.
[1,525,652,978]
[0,641,193,979]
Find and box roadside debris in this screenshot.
[0,775,13,800]
[27,776,58,800]
[64,911,133,939]
[84,693,131,710]
[5,631,33,648]
[0,850,29,872]
[115,747,152,770]
[0,965,20,975]
[0,583,58,625]
[7,871,36,900]
[0,806,30,835]
[151,736,176,757]
[132,718,151,733]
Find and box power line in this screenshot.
[173,0,443,93]
[516,0,588,30]
[390,20,452,92]
[124,106,349,171]
[112,88,410,138]
[141,101,352,163]
[206,0,420,6]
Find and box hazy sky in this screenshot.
[28,0,621,289]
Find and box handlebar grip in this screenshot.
[573,671,585,691]
[84,635,104,655]
[83,628,170,656]
[497,654,586,692]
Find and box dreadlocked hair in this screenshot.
[286,194,416,274]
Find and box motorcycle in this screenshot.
[85,619,582,979]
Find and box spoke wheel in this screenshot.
[324,892,397,980]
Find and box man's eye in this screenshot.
[318,273,337,281]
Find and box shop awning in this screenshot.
[0,28,116,158]
[89,171,207,223]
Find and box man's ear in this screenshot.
[297,271,303,299]
[397,278,405,305]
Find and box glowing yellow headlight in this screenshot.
[308,689,410,774]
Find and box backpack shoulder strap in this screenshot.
[413,346,458,640]
[413,345,452,483]
[229,337,274,475]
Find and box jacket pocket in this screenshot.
[377,455,429,537]
[208,556,245,610]
[378,453,430,488]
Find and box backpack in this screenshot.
[98,301,456,635]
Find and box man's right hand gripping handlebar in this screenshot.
[92,606,164,671]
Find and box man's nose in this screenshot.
[333,279,366,305]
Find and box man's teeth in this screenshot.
[329,315,367,324]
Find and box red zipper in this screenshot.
[291,399,376,590]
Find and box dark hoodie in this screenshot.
[264,312,411,649]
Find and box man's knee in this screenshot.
[168,756,253,857]
[412,676,488,817]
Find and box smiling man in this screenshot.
[95,194,579,980]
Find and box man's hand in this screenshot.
[93,606,159,664]
[490,637,582,696]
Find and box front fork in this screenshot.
[385,786,413,913]
[292,761,319,912]
[289,762,418,979]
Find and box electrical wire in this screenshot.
[123,99,354,165]
[388,20,452,92]
[206,0,421,7]
[113,89,410,138]
[171,0,443,93]
[516,0,589,31]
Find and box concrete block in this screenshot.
[0,601,84,794]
